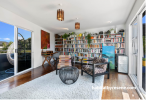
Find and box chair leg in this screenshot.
[81,70,83,75]
[108,73,110,79]
[92,76,95,83]
[56,70,57,75]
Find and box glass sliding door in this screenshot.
[142,10,146,91]
[132,19,138,77]
[0,21,15,81]
[17,28,32,72]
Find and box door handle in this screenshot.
[15,49,17,53]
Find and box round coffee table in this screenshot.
[59,66,79,85]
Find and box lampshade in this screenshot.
[57,9,64,21]
[75,22,80,29]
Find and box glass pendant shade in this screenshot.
[57,9,64,21]
[75,22,80,29]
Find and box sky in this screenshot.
[0,21,31,43]
[143,15,145,24]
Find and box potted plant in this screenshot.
[71,32,75,37]
[62,33,69,40]
[86,33,92,48]
[107,28,115,37]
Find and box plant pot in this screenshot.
[143,61,146,66]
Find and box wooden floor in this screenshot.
[0,63,140,99]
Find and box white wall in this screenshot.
[58,24,125,35]
[125,0,145,74]
[0,6,55,68]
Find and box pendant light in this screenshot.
[75,22,80,29]
[57,9,64,21]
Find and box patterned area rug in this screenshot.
[0,70,104,99]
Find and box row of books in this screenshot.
[67,53,101,58]
[104,44,114,46]
[64,44,103,48]
[64,48,101,53]
[115,43,125,48]
[104,38,124,42]
[115,33,125,37]
[115,49,125,54]
[55,45,63,48]
[103,43,125,48]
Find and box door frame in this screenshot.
[14,26,34,75]
[129,5,146,99]
[0,20,34,82]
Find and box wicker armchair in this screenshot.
[81,58,110,83]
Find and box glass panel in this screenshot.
[0,21,14,81]
[132,20,138,76]
[142,10,146,91]
[17,28,31,72]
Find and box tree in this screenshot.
[2,41,13,50]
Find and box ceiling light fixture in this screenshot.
[57,9,64,21]
[57,4,64,21]
[75,22,80,29]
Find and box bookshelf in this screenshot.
[62,32,125,62]
[55,34,63,55]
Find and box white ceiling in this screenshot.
[0,0,135,33]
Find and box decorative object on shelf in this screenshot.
[75,22,80,29]
[142,58,146,67]
[57,9,64,21]
[102,46,115,69]
[59,66,79,85]
[83,32,87,37]
[41,30,50,49]
[95,33,98,35]
[79,33,82,37]
[119,29,125,32]
[99,31,103,34]
[71,32,75,37]
[86,33,92,48]
[110,28,114,34]
[106,30,111,37]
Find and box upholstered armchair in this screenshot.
[56,55,73,75]
[81,58,110,83]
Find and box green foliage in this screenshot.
[110,28,114,32]
[62,33,69,39]
[72,32,75,35]
[86,34,92,47]
[2,41,13,50]
[143,36,146,54]
[107,28,115,37]
[143,58,146,61]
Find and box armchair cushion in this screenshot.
[94,58,108,69]
[57,55,71,69]
[82,65,107,75]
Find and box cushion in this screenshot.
[82,65,107,75]
[94,58,108,69]
[58,55,71,69]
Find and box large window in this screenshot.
[0,21,14,81]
